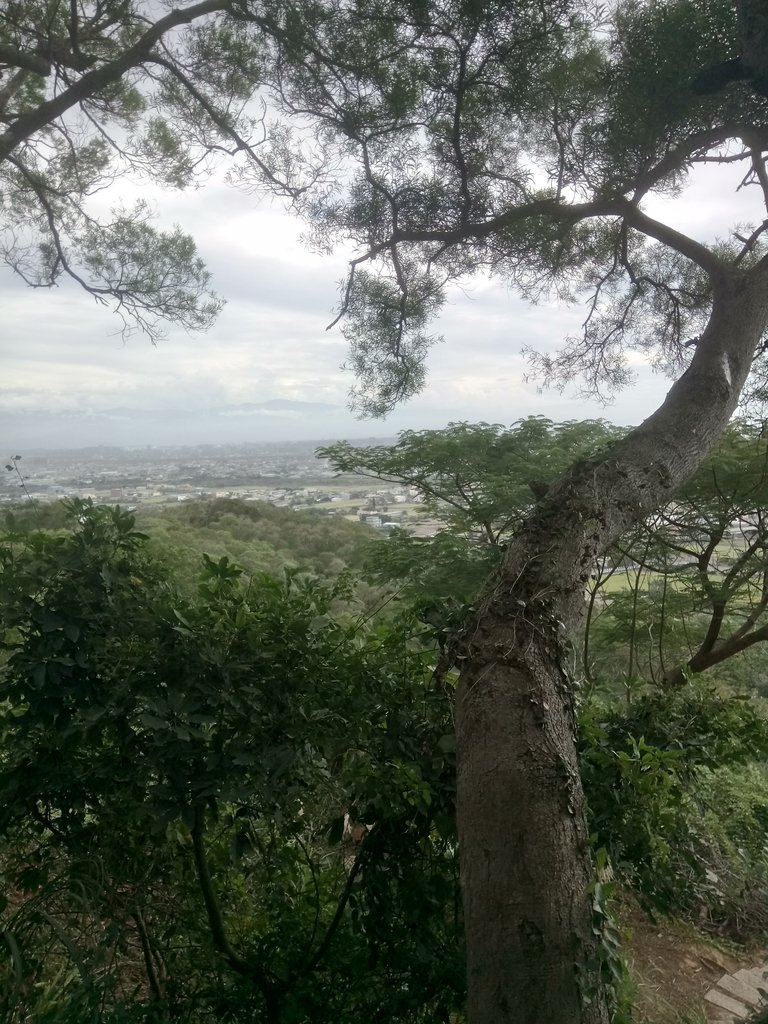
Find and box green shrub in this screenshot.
[580,685,768,934]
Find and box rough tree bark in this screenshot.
[455,262,768,1023]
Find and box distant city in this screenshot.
[2,439,441,535]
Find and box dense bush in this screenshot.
[581,686,768,937]
[0,501,463,1023]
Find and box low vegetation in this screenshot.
[3,418,768,1021]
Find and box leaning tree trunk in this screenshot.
[456,264,768,1024]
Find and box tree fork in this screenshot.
[456,263,768,1024]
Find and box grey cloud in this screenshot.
[2,172,684,451]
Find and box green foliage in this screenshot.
[4,0,767,401]
[343,268,439,417]
[0,0,234,338]
[692,762,768,936]
[329,414,768,946]
[580,685,768,931]
[322,414,768,952]
[323,417,621,622]
[604,0,740,184]
[252,0,759,405]
[365,525,500,608]
[0,501,463,1023]
[322,418,621,543]
[137,497,378,600]
[79,210,222,334]
[582,847,635,1024]
[7,416,768,1017]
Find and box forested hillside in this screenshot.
[138,498,376,586]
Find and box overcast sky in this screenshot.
[1,158,759,451]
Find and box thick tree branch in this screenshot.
[451,40,473,224]
[695,597,728,660]
[190,809,277,994]
[390,196,728,278]
[0,43,51,76]
[0,69,29,116]
[665,621,768,685]
[0,0,229,163]
[632,124,768,197]
[303,826,373,974]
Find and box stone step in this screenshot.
[735,967,768,995]
[705,987,753,1018]
[716,972,763,1007]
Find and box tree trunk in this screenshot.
[456,265,768,1024]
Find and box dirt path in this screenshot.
[621,901,767,1023]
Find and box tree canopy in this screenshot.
[320,418,621,544]
[3,0,767,378]
[1,0,232,337]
